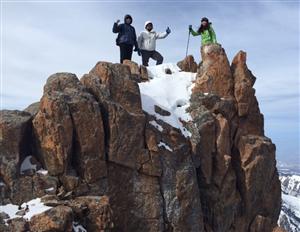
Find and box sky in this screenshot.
[1,0,299,165]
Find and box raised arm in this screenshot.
[190,28,200,36]
[155,31,168,39]
[112,21,121,33]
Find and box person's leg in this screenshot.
[152,51,164,65]
[119,44,125,63]
[141,50,151,66]
[123,44,133,61]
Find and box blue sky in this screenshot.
[1,0,299,164]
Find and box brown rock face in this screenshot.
[193,44,234,98]
[231,51,264,137]
[29,205,73,232]
[32,73,106,182]
[82,62,145,169]
[0,111,32,185]
[177,55,198,73]
[123,59,149,82]
[70,195,114,231]
[187,44,281,231]
[0,44,281,232]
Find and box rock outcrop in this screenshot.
[0,44,281,232]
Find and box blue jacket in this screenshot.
[113,23,138,48]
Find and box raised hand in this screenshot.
[166,27,171,34]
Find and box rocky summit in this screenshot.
[0,44,284,232]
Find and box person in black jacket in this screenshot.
[113,14,139,63]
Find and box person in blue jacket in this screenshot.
[113,14,139,63]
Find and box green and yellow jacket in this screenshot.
[190,26,217,45]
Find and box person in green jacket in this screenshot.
[189,17,217,45]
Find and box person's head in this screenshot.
[144,21,153,32]
[198,17,211,33]
[201,17,209,26]
[124,14,133,24]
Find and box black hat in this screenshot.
[124,14,133,22]
[201,17,209,23]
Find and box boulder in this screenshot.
[0,110,32,185]
[193,44,234,98]
[81,62,145,169]
[123,60,149,82]
[33,73,106,183]
[70,195,113,231]
[231,51,264,137]
[29,205,73,232]
[177,55,198,73]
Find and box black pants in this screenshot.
[141,50,163,66]
[119,44,133,63]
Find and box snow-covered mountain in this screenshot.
[278,164,300,232]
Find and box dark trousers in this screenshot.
[141,50,163,66]
[119,44,133,63]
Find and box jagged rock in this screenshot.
[24,102,40,116]
[29,205,73,232]
[1,46,282,232]
[193,44,234,98]
[140,65,149,81]
[272,226,287,232]
[165,68,172,74]
[7,217,29,232]
[70,195,113,231]
[231,51,264,137]
[154,105,171,116]
[233,135,281,230]
[0,110,32,188]
[33,72,106,183]
[123,60,149,82]
[81,62,145,169]
[144,114,204,231]
[177,55,198,73]
[33,174,58,197]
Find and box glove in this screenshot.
[116,19,120,24]
[189,25,192,31]
[137,50,141,56]
[166,27,171,34]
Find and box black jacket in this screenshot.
[113,22,138,48]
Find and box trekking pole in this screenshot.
[185,30,191,58]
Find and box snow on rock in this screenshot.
[139,63,196,137]
[20,156,37,174]
[149,120,163,132]
[73,221,87,232]
[36,169,48,175]
[0,198,52,221]
[158,142,173,152]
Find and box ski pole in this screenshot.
[185,30,191,58]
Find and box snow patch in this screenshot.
[73,222,87,232]
[139,63,196,137]
[0,198,52,221]
[20,156,37,174]
[282,193,300,218]
[158,142,173,152]
[36,169,48,175]
[149,120,163,132]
